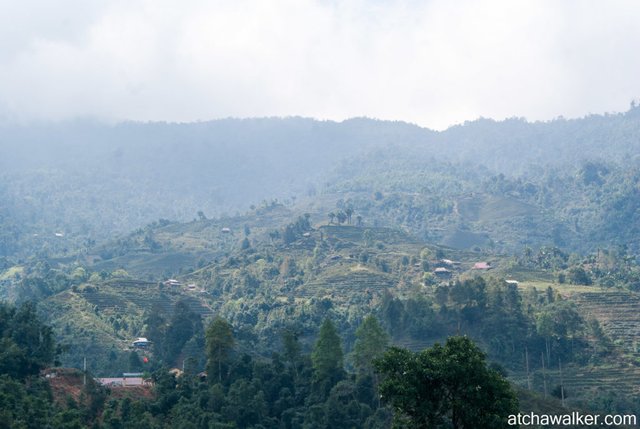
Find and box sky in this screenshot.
[0,0,639,130]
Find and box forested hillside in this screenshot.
[3,109,640,427]
[2,106,640,259]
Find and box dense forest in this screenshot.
[3,109,640,427]
[1,300,519,428]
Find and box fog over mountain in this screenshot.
[2,107,640,259]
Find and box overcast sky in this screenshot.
[0,0,639,130]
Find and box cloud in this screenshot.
[0,0,639,129]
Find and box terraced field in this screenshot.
[80,280,213,318]
[570,291,640,351]
[82,290,131,312]
[91,251,207,279]
[517,285,640,354]
[508,286,640,403]
[297,268,396,299]
[512,365,640,398]
[457,194,536,222]
[320,225,420,247]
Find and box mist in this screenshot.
[0,1,639,129]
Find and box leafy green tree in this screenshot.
[0,375,55,428]
[143,306,167,361]
[536,300,584,361]
[374,336,518,429]
[52,407,85,429]
[324,380,372,429]
[483,281,528,358]
[206,317,235,384]
[567,266,592,285]
[128,350,143,372]
[0,302,55,379]
[222,379,268,428]
[164,301,203,366]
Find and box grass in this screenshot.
[518,281,608,295]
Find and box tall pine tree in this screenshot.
[311,318,345,401]
[353,315,389,375]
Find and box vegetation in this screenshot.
[4,111,640,425]
[375,336,518,428]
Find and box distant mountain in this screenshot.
[2,106,640,258]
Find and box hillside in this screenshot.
[2,107,640,260]
[9,206,631,419]
[3,110,640,424]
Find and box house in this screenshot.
[96,375,152,387]
[221,227,231,234]
[440,259,460,266]
[85,254,102,264]
[472,262,492,270]
[132,337,151,348]
[164,279,181,287]
[169,368,184,378]
[505,279,519,286]
[434,267,452,277]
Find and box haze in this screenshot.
[1,0,639,129]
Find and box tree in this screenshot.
[567,266,592,285]
[283,225,297,244]
[206,317,235,384]
[345,207,354,225]
[352,315,389,375]
[324,380,372,428]
[163,301,203,366]
[374,336,518,429]
[0,302,55,379]
[311,319,345,400]
[281,328,302,378]
[128,351,143,372]
[536,300,584,362]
